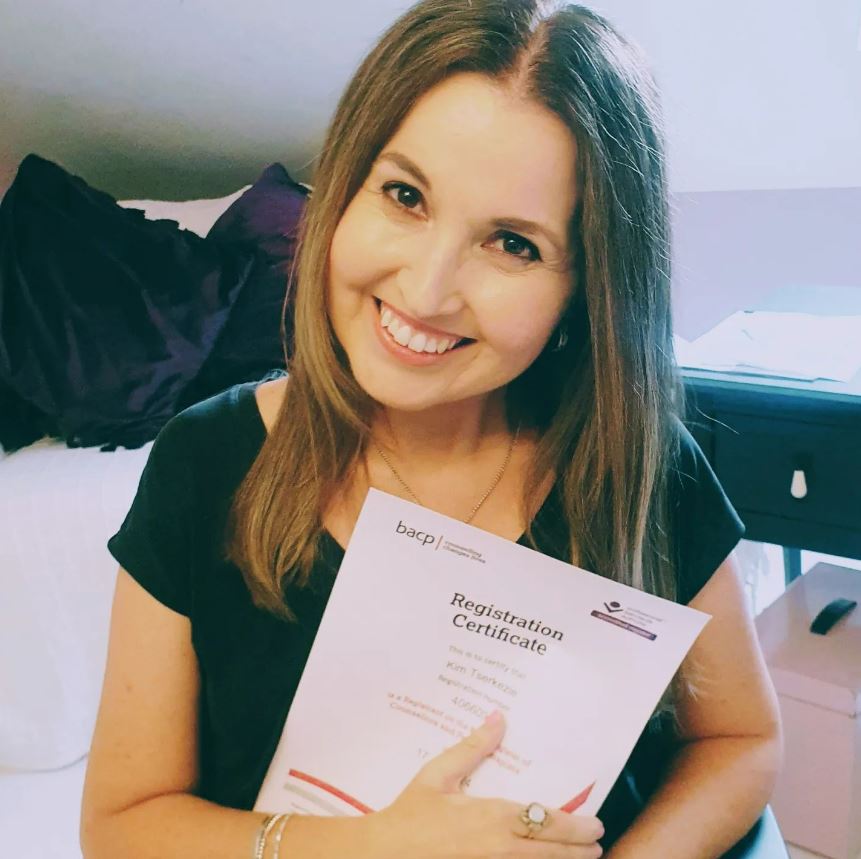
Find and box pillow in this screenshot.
[117,186,251,237]
[0,383,49,453]
[208,163,308,258]
[177,163,309,406]
[0,154,256,450]
[0,186,249,453]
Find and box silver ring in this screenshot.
[519,802,552,838]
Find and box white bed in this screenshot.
[0,190,242,857]
[0,757,89,857]
[0,437,153,769]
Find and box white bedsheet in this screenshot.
[0,756,87,858]
[0,438,152,770]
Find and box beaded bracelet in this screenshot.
[271,813,293,859]
[253,812,288,859]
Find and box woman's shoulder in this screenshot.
[106,379,279,618]
[150,378,275,472]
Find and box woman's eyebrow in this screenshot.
[376,149,567,255]
[377,151,431,188]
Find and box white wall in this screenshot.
[0,0,414,197]
[593,0,861,192]
[1,0,859,197]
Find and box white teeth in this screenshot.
[407,332,427,353]
[380,303,463,355]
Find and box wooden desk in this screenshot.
[682,367,861,583]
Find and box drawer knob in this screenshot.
[790,469,808,500]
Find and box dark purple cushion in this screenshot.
[178,164,309,406]
[208,162,308,260]
[0,382,49,452]
[0,154,256,450]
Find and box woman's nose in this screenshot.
[396,236,467,320]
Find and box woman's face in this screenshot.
[327,72,578,413]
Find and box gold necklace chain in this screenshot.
[371,426,520,524]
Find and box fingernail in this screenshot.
[483,709,503,726]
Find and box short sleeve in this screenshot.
[107,413,196,616]
[671,421,745,604]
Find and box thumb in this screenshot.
[415,710,506,793]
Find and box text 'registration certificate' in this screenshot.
[255,489,710,818]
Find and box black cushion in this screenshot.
[0,382,48,451]
[0,154,256,450]
[177,163,308,408]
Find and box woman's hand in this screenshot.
[367,711,605,859]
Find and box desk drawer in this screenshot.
[714,414,861,531]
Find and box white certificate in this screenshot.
[255,489,709,818]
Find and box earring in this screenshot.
[552,325,568,353]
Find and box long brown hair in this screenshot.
[226,0,689,718]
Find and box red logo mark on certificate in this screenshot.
[288,769,375,814]
[560,781,596,813]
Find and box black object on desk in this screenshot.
[809,597,858,635]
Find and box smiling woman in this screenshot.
[81,2,782,858]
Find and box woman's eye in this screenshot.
[494,232,541,263]
[380,183,540,264]
[382,181,423,211]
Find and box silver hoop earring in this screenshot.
[552,325,568,353]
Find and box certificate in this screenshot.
[255,489,709,818]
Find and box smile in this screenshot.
[375,299,473,356]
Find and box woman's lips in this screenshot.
[371,298,472,366]
[377,298,467,343]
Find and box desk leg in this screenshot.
[782,547,802,584]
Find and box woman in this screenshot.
[81,1,783,857]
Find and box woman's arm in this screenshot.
[83,792,371,859]
[80,570,371,859]
[605,553,784,859]
[82,569,603,859]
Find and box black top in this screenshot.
[107,380,745,849]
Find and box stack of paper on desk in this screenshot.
[675,311,861,382]
[255,489,710,818]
